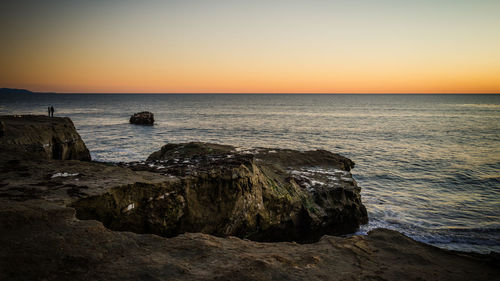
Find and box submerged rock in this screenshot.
[129,111,154,125]
[72,142,368,242]
[0,115,91,161]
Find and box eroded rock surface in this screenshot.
[0,199,498,281]
[72,142,368,242]
[0,115,91,161]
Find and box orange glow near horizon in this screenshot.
[1,1,499,94]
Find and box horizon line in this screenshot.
[37,92,500,95]
[2,88,499,95]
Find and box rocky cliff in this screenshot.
[0,115,91,161]
[72,142,367,242]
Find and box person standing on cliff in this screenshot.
[50,106,54,117]
[48,106,51,117]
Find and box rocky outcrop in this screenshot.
[129,111,154,125]
[0,115,91,161]
[72,142,367,242]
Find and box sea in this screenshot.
[1,93,499,254]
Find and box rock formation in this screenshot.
[129,111,154,125]
[0,115,91,161]
[72,142,367,242]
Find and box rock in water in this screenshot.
[129,111,154,125]
[72,142,368,242]
[0,115,91,161]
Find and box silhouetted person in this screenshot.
[50,106,54,117]
[48,106,50,117]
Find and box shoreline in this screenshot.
[0,115,498,280]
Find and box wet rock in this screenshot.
[129,111,154,125]
[0,115,91,161]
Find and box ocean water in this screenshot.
[1,93,499,253]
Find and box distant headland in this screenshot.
[0,88,35,95]
[0,88,57,96]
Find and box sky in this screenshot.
[1,0,499,93]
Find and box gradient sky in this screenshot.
[1,0,499,93]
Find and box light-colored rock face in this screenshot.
[71,142,368,242]
[0,115,91,161]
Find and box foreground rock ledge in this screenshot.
[0,200,498,281]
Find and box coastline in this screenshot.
[0,115,498,280]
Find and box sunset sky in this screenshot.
[1,0,499,93]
